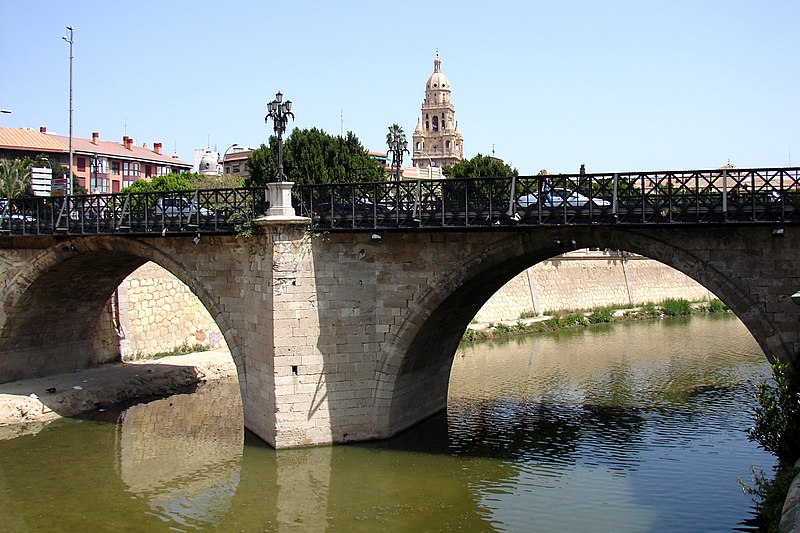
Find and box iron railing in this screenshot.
[294,167,800,231]
[3,167,798,237]
[0,188,269,236]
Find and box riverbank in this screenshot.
[463,299,727,342]
[0,350,236,440]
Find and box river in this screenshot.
[0,314,774,532]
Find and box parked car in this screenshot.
[546,190,611,207]
[155,197,213,218]
[0,198,36,222]
[516,191,610,208]
[516,193,539,208]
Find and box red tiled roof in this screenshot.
[51,135,191,168]
[0,127,191,168]
[0,127,67,153]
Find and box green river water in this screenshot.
[0,314,775,532]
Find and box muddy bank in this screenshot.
[0,351,236,440]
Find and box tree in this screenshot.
[121,172,194,193]
[247,127,384,186]
[443,154,518,179]
[0,160,31,198]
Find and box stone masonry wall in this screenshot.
[117,262,228,360]
[116,252,710,360]
[474,249,712,323]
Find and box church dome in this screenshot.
[198,149,219,175]
[426,56,450,91]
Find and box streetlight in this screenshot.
[264,91,294,181]
[387,135,409,182]
[62,25,74,196]
[221,143,238,174]
[91,153,99,192]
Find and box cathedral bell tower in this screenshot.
[412,54,464,171]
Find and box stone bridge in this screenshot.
[0,218,797,448]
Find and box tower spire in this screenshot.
[411,54,464,171]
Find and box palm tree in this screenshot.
[386,124,409,181]
[0,160,31,198]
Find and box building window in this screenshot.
[122,178,136,188]
[112,161,120,174]
[145,165,152,178]
[446,141,451,149]
[233,165,240,173]
[91,176,109,193]
[432,116,439,132]
[123,162,140,178]
[77,157,86,172]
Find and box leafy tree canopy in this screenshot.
[121,173,194,193]
[443,154,518,179]
[247,127,385,186]
[120,171,245,194]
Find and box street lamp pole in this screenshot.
[265,91,294,182]
[221,143,238,175]
[62,26,74,196]
[388,136,409,182]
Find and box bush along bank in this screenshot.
[741,361,800,532]
[461,298,728,343]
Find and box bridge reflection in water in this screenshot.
[0,315,774,531]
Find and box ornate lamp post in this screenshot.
[91,153,99,192]
[265,92,294,182]
[387,128,409,182]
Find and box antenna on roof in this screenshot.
[123,117,127,136]
[340,109,343,137]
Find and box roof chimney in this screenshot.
[39,126,46,133]
[92,132,99,145]
[154,142,162,155]
[123,136,132,150]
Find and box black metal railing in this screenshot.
[0,188,269,236]
[3,167,798,237]
[294,167,800,231]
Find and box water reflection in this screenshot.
[0,314,776,532]
[116,377,243,528]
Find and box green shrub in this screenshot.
[149,342,208,360]
[587,306,615,324]
[750,361,800,466]
[706,298,726,313]
[661,298,693,316]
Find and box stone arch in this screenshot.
[375,226,782,438]
[0,236,243,387]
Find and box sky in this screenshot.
[2,1,798,175]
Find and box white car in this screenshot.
[546,191,610,207]
[0,199,35,222]
[155,197,212,218]
[516,191,610,209]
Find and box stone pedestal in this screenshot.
[267,181,297,217]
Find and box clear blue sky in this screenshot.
[2,1,798,175]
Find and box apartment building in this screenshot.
[0,127,191,193]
